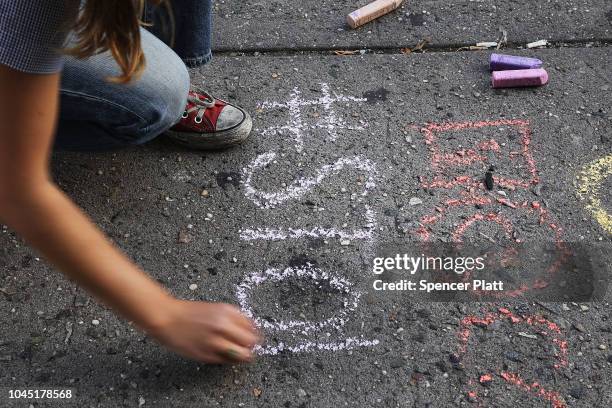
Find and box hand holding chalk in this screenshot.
[347,0,404,29]
[148,299,262,364]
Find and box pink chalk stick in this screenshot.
[491,68,549,88]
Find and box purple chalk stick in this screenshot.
[491,68,549,88]
[490,53,543,71]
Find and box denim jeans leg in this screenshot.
[145,0,213,68]
[54,29,190,152]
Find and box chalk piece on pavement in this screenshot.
[490,53,543,71]
[491,68,549,89]
[476,42,498,48]
[527,39,549,49]
[347,0,404,29]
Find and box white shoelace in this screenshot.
[182,92,216,123]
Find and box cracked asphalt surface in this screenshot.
[1,2,611,408]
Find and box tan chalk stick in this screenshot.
[347,0,404,29]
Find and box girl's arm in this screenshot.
[0,65,259,364]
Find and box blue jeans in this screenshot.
[144,0,213,67]
[55,1,212,151]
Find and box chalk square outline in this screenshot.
[457,309,568,407]
[420,119,540,190]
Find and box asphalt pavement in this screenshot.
[212,0,611,50]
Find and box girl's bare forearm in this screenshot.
[0,67,175,333]
[0,180,175,331]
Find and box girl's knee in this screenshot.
[161,62,190,130]
[138,37,190,139]
[133,54,190,142]
[59,28,191,147]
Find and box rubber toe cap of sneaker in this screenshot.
[216,105,246,131]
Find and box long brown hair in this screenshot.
[67,0,169,84]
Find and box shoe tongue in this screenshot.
[180,91,227,130]
[203,103,225,129]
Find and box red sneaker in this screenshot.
[165,90,252,150]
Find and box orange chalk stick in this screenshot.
[347,0,404,29]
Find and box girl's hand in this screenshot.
[146,299,262,364]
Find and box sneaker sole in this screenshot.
[164,111,253,150]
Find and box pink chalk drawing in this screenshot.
[412,119,568,298]
[419,119,539,190]
[456,308,568,407]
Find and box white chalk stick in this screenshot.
[527,39,549,49]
